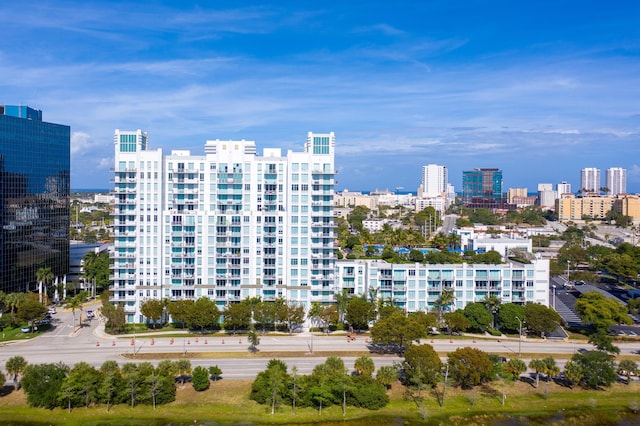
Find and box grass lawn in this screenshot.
[1,377,639,425]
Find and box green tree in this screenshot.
[166,299,193,329]
[524,303,562,337]
[402,344,442,388]
[443,311,470,334]
[354,356,375,376]
[248,329,260,351]
[223,302,251,334]
[175,359,192,386]
[21,362,69,409]
[278,302,305,335]
[122,363,141,408]
[504,358,527,381]
[563,360,584,389]
[571,350,617,389]
[250,359,291,414]
[140,299,164,329]
[462,302,493,332]
[5,355,27,389]
[528,359,546,389]
[100,301,126,333]
[617,359,638,385]
[574,291,632,332]
[434,288,456,319]
[186,297,220,333]
[17,298,46,332]
[447,347,494,389]
[82,250,112,293]
[376,365,397,389]
[191,366,210,391]
[209,365,223,382]
[59,361,102,410]
[98,360,124,412]
[254,301,278,333]
[588,331,620,354]
[67,296,83,331]
[496,303,526,333]
[345,297,376,332]
[370,311,426,347]
[36,266,54,304]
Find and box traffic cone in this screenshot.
[131,339,134,345]
[222,339,225,344]
[204,339,208,344]
[112,340,116,346]
[96,341,100,347]
[151,338,155,345]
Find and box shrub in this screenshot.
[191,366,210,392]
[348,376,389,410]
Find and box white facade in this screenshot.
[470,237,533,260]
[537,183,556,209]
[581,168,601,193]
[556,181,571,197]
[419,164,447,197]
[335,258,550,311]
[111,130,336,322]
[606,167,627,195]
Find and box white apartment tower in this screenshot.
[556,181,571,196]
[419,164,447,197]
[111,130,336,323]
[606,167,627,195]
[580,167,601,193]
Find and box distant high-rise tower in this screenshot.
[606,167,626,195]
[419,164,447,197]
[557,181,572,196]
[0,105,70,293]
[462,168,503,208]
[580,168,601,193]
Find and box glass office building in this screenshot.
[0,105,70,293]
[462,168,504,208]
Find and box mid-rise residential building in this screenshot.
[537,183,556,209]
[0,105,70,293]
[335,258,549,311]
[612,194,640,224]
[111,130,336,322]
[556,194,614,221]
[580,167,601,193]
[462,168,503,208]
[606,167,627,196]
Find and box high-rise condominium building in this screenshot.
[606,167,627,195]
[461,168,503,208]
[419,164,447,197]
[0,105,70,293]
[556,181,571,196]
[580,168,601,193]
[111,131,336,323]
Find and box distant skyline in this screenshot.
[2,1,640,193]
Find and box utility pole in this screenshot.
[516,316,523,356]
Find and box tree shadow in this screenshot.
[0,385,15,397]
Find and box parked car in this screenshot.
[86,310,95,319]
[48,307,57,314]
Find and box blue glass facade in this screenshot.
[462,168,504,208]
[0,105,70,293]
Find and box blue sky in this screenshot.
[2,1,640,193]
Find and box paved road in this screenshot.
[2,307,639,380]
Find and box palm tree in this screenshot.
[36,267,54,305]
[5,292,26,315]
[334,289,350,323]
[434,288,455,320]
[68,296,83,331]
[482,294,501,329]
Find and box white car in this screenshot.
[48,307,57,314]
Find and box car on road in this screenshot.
[86,309,95,319]
[48,307,57,314]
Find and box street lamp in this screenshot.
[515,316,523,356]
[552,285,556,310]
